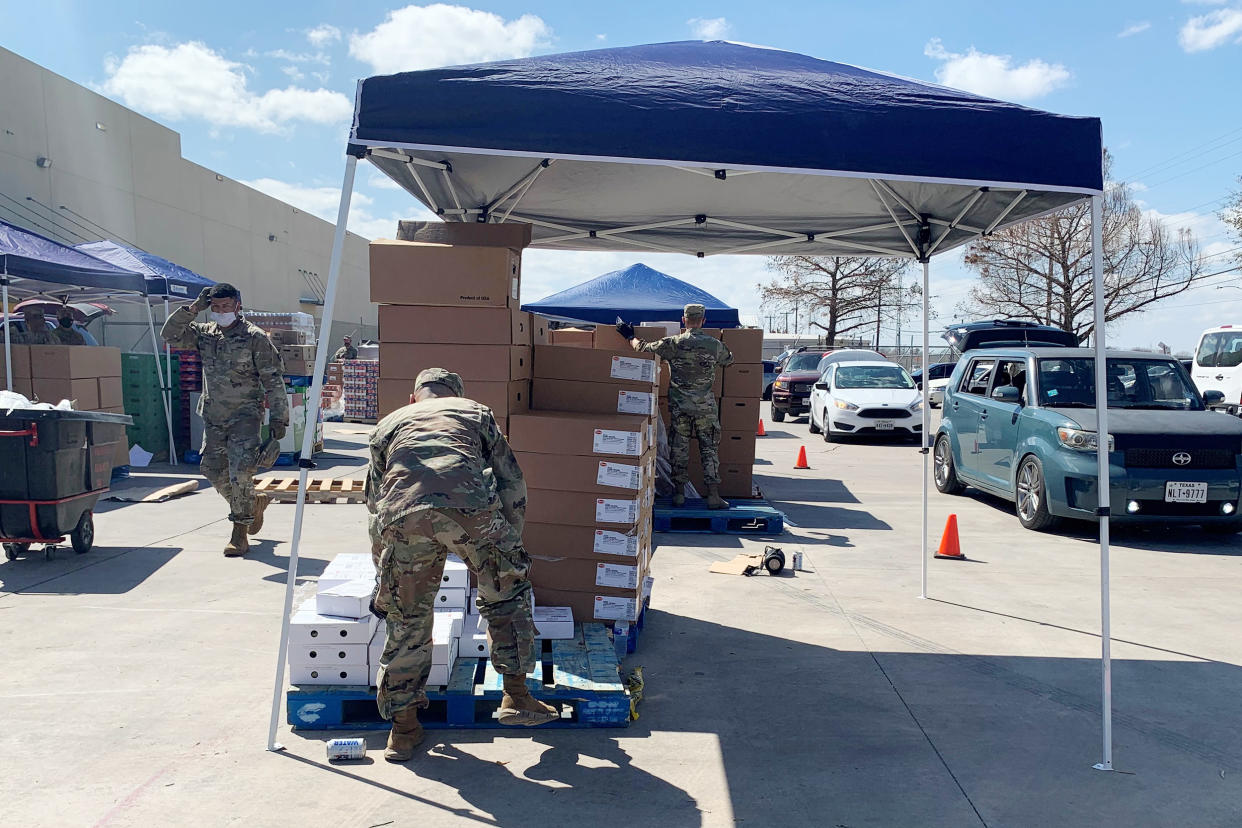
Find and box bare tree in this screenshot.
[760,256,910,343]
[959,160,1205,341]
[1224,175,1242,268]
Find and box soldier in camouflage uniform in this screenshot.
[331,335,358,361]
[622,303,733,509]
[14,307,54,345]
[366,368,558,762]
[52,307,85,345]
[162,284,288,557]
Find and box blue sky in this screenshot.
[3,1,1241,350]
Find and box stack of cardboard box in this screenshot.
[370,223,543,432]
[694,327,765,497]
[514,345,661,624]
[341,360,379,421]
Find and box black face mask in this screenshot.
[59,318,73,328]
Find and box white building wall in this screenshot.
[0,46,376,352]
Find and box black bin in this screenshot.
[0,409,132,542]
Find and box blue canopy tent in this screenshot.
[523,263,739,327]
[75,240,216,302]
[268,41,1112,768]
[1,220,179,463]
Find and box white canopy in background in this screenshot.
[267,41,1114,770]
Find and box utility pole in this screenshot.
[875,284,883,348]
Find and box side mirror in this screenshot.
[992,385,1021,404]
[814,382,828,391]
[1203,390,1225,406]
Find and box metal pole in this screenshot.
[266,153,359,752]
[2,275,12,391]
[164,297,173,446]
[144,300,178,467]
[1090,193,1114,772]
[920,259,930,599]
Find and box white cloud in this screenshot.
[101,42,353,133]
[306,24,342,47]
[1179,7,1242,51]
[348,4,552,74]
[688,17,731,40]
[266,48,330,65]
[368,173,403,191]
[1117,21,1151,38]
[280,65,304,82]
[596,34,607,42]
[923,38,1071,100]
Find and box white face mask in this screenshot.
[210,311,238,327]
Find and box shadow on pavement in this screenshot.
[243,540,331,583]
[0,545,181,594]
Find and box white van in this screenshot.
[1192,325,1242,414]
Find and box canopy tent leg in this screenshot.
[1089,193,1114,772]
[920,258,930,599]
[266,152,359,752]
[2,275,12,391]
[165,298,173,451]
[144,301,178,467]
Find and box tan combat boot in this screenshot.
[223,522,250,557]
[705,484,728,510]
[248,493,270,536]
[384,707,425,762]
[498,673,559,726]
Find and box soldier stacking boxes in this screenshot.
[516,344,661,623]
[370,222,540,430]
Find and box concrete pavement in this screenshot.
[2,407,1240,826]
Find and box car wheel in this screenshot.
[808,409,821,434]
[933,435,965,494]
[1015,456,1059,531]
[772,408,786,423]
[823,413,838,443]
[762,385,772,401]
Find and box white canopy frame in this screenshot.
[264,144,1113,773]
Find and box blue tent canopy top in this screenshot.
[75,240,215,301]
[0,219,146,297]
[522,263,739,327]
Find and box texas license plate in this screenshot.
[1165,482,1207,503]
[875,420,895,431]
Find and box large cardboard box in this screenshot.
[591,325,667,351]
[531,315,550,345]
[369,239,520,307]
[29,345,121,379]
[721,328,764,363]
[690,462,754,498]
[533,345,658,386]
[525,488,651,528]
[532,378,657,417]
[523,522,650,563]
[378,305,533,345]
[549,328,593,347]
[379,343,531,381]
[515,448,654,495]
[395,220,532,249]
[723,363,764,398]
[0,343,32,381]
[377,378,529,419]
[719,397,760,431]
[283,358,314,376]
[690,430,758,466]
[509,410,652,458]
[97,376,123,409]
[280,344,316,362]
[32,377,100,409]
[531,585,644,622]
[530,556,646,592]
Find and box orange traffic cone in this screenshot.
[935,514,966,560]
[756,419,766,437]
[794,446,810,469]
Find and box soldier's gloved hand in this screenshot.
[191,287,212,313]
[615,321,636,340]
[269,422,287,440]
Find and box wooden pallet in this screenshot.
[286,624,629,730]
[653,497,784,534]
[254,477,366,503]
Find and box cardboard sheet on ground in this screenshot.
[709,553,766,576]
[105,480,198,503]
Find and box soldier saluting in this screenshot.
[619,303,733,509]
[162,284,288,557]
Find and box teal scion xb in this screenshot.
[934,327,1242,532]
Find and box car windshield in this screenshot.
[835,365,915,389]
[785,353,824,371]
[1196,331,1242,367]
[1036,358,1204,410]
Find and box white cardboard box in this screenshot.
[290,598,378,645]
[368,623,385,672]
[441,556,469,589]
[468,587,479,615]
[434,609,465,639]
[435,587,467,609]
[464,613,491,657]
[315,578,373,619]
[289,643,368,666]
[532,606,574,639]
[318,553,376,594]
[290,663,370,685]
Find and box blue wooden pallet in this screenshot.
[286,623,629,730]
[612,602,649,656]
[653,497,784,534]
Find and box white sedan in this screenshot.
[808,361,924,441]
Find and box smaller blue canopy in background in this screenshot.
[0,219,146,296]
[522,263,739,328]
[76,240,215,301]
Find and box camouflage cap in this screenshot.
[683,303,706,319]
[414,367,464,397]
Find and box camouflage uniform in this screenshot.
[332,343,358,361]
[161,306,288,524]
[366,392,534,720]
[635,328,733,489]
[15,319,54,345]
[52,325,85,345]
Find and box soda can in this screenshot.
[326,737,366,761]
[791,551,803,572]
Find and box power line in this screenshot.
[1125,125,1242,181]
[1142,147,1242,191]
[0,196,78,245]
[25,196,100,243]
